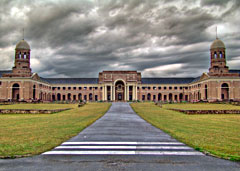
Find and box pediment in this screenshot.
[31,73,41,81]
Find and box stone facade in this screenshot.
[0,38,240,102]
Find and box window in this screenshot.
[174,87,177,90]
[180,87,183,90]
[63,87,66,90]
[79,87,82,90]
[68,87,71,90]
[73,87,76,90]
[58,87,60,90]
[18,53,21,58]
[90,87,92,90]
[148,87,151,90]
[158,87,161,90]
[84,87,87,90]
[142,95,145,101]
[164,87,167,90]
[169,87,172,90]
[153,87,156,90]
[142,87,145,90]
[24,52,27,59]
[95,87,98,90]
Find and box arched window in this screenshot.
[214,52,217,59]
[220,51,222,58]
[24,52,27,59]
[18,53,21,59]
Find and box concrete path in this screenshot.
[0,102,239,171]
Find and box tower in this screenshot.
[12,39,32,77]
[208,38,229,76]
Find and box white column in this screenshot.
[110,85,112,101]
[102,85,105,101]
[124,85,127,101]
[127,85,129,101]
[136,85,138,100]
[113,85,115,101]
[133,85,135,101]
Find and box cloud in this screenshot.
[0,0,239,78]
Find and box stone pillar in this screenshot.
[105,85,107,101]
[124,85,127,101]
[217,82,221,101]
[113,85,115,101]
[110,85,112,101]
[135,85,138,100]
[133,85,135,100]
[102,85,105,101]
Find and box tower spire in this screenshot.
[22,28,24,40]
[216,26,218,39]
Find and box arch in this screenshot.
[52,94,56,101]
[169,93,173,101]
[147,93,151,101]
[78,93,82,101]
[205,85,208,100]
[12,83,20,101]
[179,93,183,101]
[220,51,222,58]
[221,83,229,100]
[115,80,125,101]
[24,52,27,59]
[89,93,93,101]
[95,95,98,101]
[214,51,217,59]
[68,93,71,101]
[57,93,61,101]
[158,93,162,101]
[33,85,36,99]
[18,52,21,59]
[198,91,201,101]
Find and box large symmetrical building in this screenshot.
[0,38,239,102]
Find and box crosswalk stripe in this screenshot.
[61,142,184,145]
[42,150,203,155]
[55,145,192,150]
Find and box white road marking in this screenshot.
[61,142,184,145]
[42,150,203,156]
[55,145,192,150]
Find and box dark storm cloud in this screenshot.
[0,0,240,77]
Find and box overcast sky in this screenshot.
[0,0,240,78]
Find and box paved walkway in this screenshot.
[42,102,202,156]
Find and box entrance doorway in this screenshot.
[12,83,20,101]
[115,80,125,101]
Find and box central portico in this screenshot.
[99,71,141,101]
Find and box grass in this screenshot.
[0,103,111,158]
[0,104,72,110]
[164,103,240,110]
[131,102,240,161]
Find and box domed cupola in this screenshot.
[12,39,32,77]
[15,39,30,50]
[209,38,229,75]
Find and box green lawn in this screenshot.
[0,103,111,158]
[0,104,72,110]
[131,102,240,161]
[164,103,240,110]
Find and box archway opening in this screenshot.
[12,83,20,101]
[221,83,229,100]
[115,80,125,101]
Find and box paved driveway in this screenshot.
[0,103,239,171]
